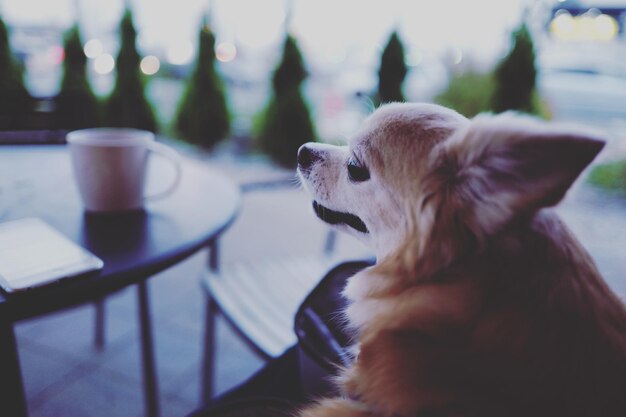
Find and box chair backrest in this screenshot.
[0,130,68,145]
[293,258,375,396]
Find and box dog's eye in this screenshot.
[347,157,370,182]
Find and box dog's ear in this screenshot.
[441,113,605,236]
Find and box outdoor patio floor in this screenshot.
[13,142,626,417]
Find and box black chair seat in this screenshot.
[294,259,374,396]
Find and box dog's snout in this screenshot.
[298,145,321,171]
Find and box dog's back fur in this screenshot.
[337,212,626,417]
[297,104,626,417]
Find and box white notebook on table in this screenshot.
[0,218,103,293]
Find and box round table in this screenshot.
[0,144,240,417]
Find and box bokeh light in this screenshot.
[140,55,160,75]
[550,10,618,41]
[215,42,237,63]
[594,14,619,41]
[83,39,103,59]
[49,44,64,65]
[93,53,115,74]
[550,11,575,40]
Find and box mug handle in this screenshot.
[144,141,182,201]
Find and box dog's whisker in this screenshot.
[289,175,300,184]
[290,175,306,191]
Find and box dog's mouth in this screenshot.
[312,201,368,234]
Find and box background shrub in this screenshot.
[175,24,230,149]
[491,23,541,116]
[434,71,495,118]
[377,31,407,105]
[257,35,316,168]
[104,9,157,132]
[0,16,31,129]
[55,25,100,130]
[588,160,626,193]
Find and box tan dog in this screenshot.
[296,103,626,417]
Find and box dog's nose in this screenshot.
[298,145,320,170]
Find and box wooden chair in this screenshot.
[199,179,345,402]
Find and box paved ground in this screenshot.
[13,138,626,417]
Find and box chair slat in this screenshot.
[203,255,342,357]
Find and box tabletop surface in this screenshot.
[0,145,240,320]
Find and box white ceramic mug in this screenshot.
[67,128,181,213]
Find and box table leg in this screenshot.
[201,240,220,404]
[94,298,106,350]
[208,238,219,272]
[201,292,218,404]
[0,318,28,417]
[137,282,160,417]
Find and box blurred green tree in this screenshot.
[175,23,230,148]
[104,9,157,132]
[377,31,407,105]
[257,35,316,167]
[588,159,626,193]
[434,71,495,118]
[55,25,100,130]
[0,16,32,129]
[491,23,539,114]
